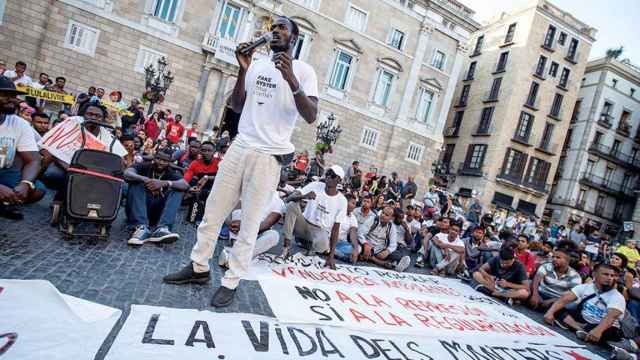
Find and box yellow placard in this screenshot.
[101,100,134,117]
[16,84,75,105]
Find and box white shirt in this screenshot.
[4,70,33,86]
[0,115,39,169]
[572,283,625,327]
[434,232,465,249]
[300,181,347,232]
[338,213,358,242]
[235,58,318,154]
[408,218,421,235]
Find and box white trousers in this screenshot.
[190,141,280,289]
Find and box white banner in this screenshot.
[253,255,578,346]
[0,279,121,359]
[105,305,603,360]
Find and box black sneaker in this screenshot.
[211,286,236,307]
[163,262,210,285]
[148,226,180,243]
[0,205,23,220]
[553,319,569,330]
[474,284,493,296]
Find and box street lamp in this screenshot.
[315,113,342,154]
[143,57,174,115]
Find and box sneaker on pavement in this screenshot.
[474,284,493,296]
[415,256,425,268]
[575,330,588,341]
[608,339,639,353]
[148,226,180,243]
[395,255,411,272]
[612,347,636,360]
[211,286,236,307]
[128,225,151,245]
[163,262,210,285]
[218,248,229,268]
[553,319,569,330]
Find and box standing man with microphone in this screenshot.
[163,16,319,307]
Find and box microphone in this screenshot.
[239,32,273,55]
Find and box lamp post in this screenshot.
[143,57,174,115]
[315,113,342,154]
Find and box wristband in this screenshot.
[292,86,304,96]
[19,180,35,190]
[167,181,173,188]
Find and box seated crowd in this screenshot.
[2,60,640,359]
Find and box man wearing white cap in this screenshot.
[283,165,347,269]
[218,190,285,268]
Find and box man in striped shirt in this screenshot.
[529,241,581,310]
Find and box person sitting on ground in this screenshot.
[174,138,200,169]
[472,247,531,303]
[0,78,43,220]
[333,194,360,264]
[415,216,447,267]
[611,252,634,299]
[616,239,640,271]
[391,207,412,250]
[184,141,220,200]
[529,241,581,310]
[124,150,189,245]
[120,135,137,168]
[429,221,465,276]
[31,112,50,137]
[464,225,495,273]
[401,175,417,210]
[516,234,537,277]
[218,190,285,268]
[282,165,347,269]
[544,263,625,347]
[360,205,411,272]
[353,193,376,238]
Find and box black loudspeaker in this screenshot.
[66,173,123,222]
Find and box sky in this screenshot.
[458,0,640,62]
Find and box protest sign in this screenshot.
[39,118,106,164]
[105,305,602,360]
[0,279,120,360]
[15,84,75,104]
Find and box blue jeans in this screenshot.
[335,241,356,263]
[0,167,46,191]
[126,182,183,229]
[628,299,640,322]
[42,163,67,200]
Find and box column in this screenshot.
[206,72,231,131]
[396,23,433,122]
[189,65,212,126]
[432,43,467,139]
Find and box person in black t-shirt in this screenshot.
[124,150,189,245]
[472,247,530,303]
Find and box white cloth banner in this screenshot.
[105,305,603,360]
[0,279,121,359]
[252,255,579,346]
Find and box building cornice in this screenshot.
[586,57,640,87]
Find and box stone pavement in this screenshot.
[0,195,610,359]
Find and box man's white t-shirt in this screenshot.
[0,114,39,169]
[434,232,464,249]
[4,70,33,86]
[338,213,358,242]
[236,58,318,154]
[392,222,409,247]
[300,181,347,232]
[572,283,625,327]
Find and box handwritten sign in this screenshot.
[39,119,106,164]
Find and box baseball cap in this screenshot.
[327,165,345,179]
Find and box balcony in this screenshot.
[597,114,613,128]
[524,96,540,111]
[462,70,475,81]
[533,65,547,80]
[473,123,495,137]
[511,134,532,147]
[496,168,550,196]
[536,142,559,156]
[202,33,218,53]
[483,89,500,103]
[617,123,631,137]
[588,142,640,170]
[457,162,484,177]
[541,41,556,52]
[444,126,460,137]
[579,172,636,199]
[470,49,482,58]
[565,51,580,64]
[201,33,269,61]
[557,79,571,91]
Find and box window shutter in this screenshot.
[464,145,474,166]
[517,153,528,179]
[478,145,488,168]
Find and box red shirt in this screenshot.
[517,250,536,276]
[165,122,185,144]
[184,158,221,182]
[294,155,309,172]
[144,119,160,140]
[186,128,198,139]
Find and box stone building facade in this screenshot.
[0,0,479,192]
[547,57,640,234]
[440,0,596,217]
